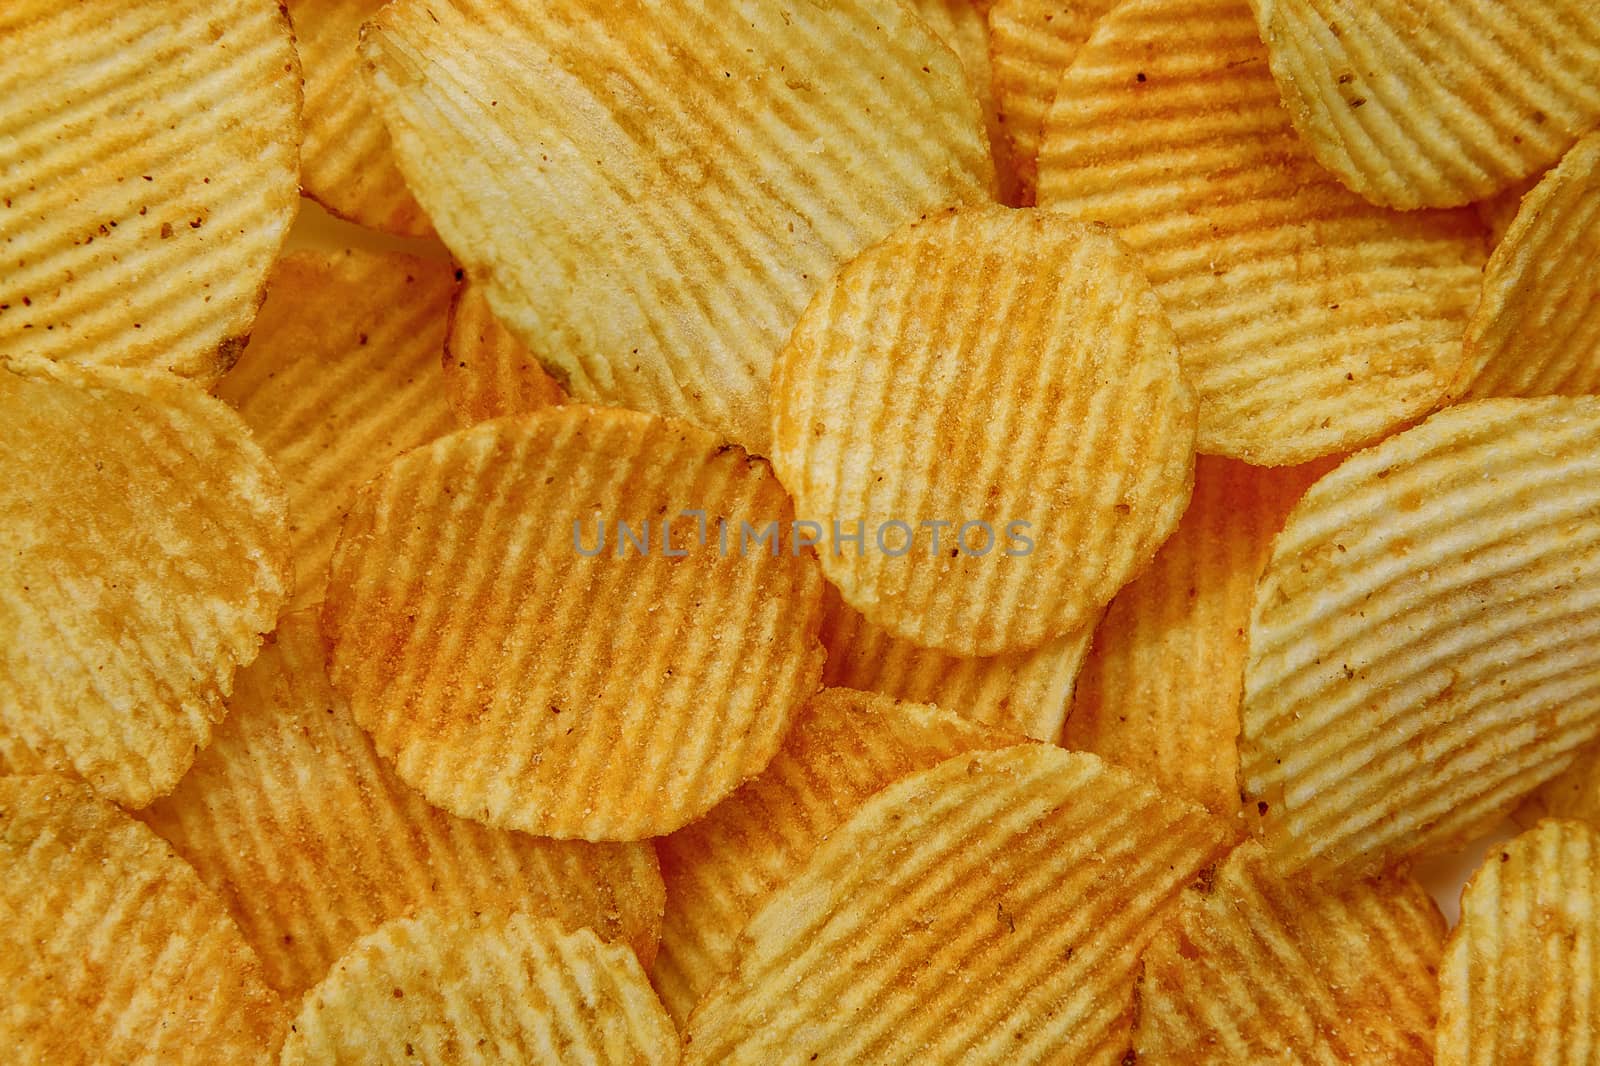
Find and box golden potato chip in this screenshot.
[1035,0,1486,465]
[772,206,1195,657]
[441,279,566,427]
[1134,840,1444,1065]
[361,0,995,454]
[0,0,300,383]
[652,688,1014,1024]
[214,249,458,610]
[910,0,1019,204]
[1248,0,1600,209]
[324,406,827,840]
[1242,398,1600,880]
[1474,174,1542,249]
[1,775,286,1063]
[281,911,678,1065]
[1519,738,1600,829]
[1437,819,1600,1065]
[681,745,1230,1063]
[143,610,665,997]
[0,356,289,807]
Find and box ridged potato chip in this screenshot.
[1035,0,1485,465]
[0,0,301,383]
[1475,174,1541,249]
[361,0,995,454]
[771,206,1196,657]
[0,356,289,807]
[324,406,827,840]
[1,775,286,1064]
[910,0,1018,204]
[1242,398,1600,879]
[441,280,565,427]
[143,611,664,997]
[1519,738,1600,829]
[652,688,1014,1024]
[682,745,1230,1064]
[281,911,678,1065]
[1249,0,1600,209]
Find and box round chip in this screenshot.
[772,206,1196,657]
[1241,398,1600,880]
[0,356,290,807]
[910,0,1019,204]
[280,911,678,1065]
[323,406,828,840]
[1,775,286,1063]
[1035,0,1486,465]
[441,280,566,427]
[0,0,301,383]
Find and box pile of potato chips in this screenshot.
[4,0,1599,1061]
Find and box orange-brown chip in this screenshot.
[441,280,566,427]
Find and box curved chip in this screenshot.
[143,611,664,997]
[441,280,566,427]
[771,206,1196,657]
[281,911,678,1065]
[652,688,1014,1024]
[1248,0,1600,209]
[0,0,301,383]
[323,406,827,840]
[1242,398,1600,879]
[0,356,289,807]
[1035,0,1485,465]
[1519,739,1600,830]
[361,0,994,454]
[1474,173,1542,249]
[1,775,286,1063]
[681,745,1231,1063]
[910,0,1018,205]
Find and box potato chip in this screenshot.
[652,688,1014,1024]
[1474,174,1542,249]
[1242,398,1600,880]
[1519,739,1600,829]
[441,279,566,427]
[0,356,289,807]
[1,775,286,1063]
[143,610,664,997]
[215,249,458,610]
[0,0,300,383]
[1134,840,1444,1065]
[281,911,678,1065]
[681,745,1230,1063]
[323,406,827,840]
[772,206,1195,657]
[361,0,995,454]
[910,0,1019,205]
[1035,0,1486,465]
[1437,819,1600,1065]
[1248,0,1600,209]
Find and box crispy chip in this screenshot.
[910,0,1019,204]
[1248,0,1600,209]
[1,775,286,1063]
[1134,840,1444,1064]
[0,0,300,383]
[281,911,678,1065]
[323,406,827,840]
[143,611,665,997]
[1474,174,1542,249]
[215,249,458,610]
[1519,739,1600,829]
[772,206,1195,656]
[0,357,289,807]
[361,0,994,454]
[1242,398,1600,879]
[441,280,566,427]
[1035,0,1485,465]
[652,688,1014,1024]
[681,746,1230,1063]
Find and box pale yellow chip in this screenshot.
[772,206,1196,657]
[1,775,286,1063]
[1438,819,1600,1064]
[281,911,679,1065]
[681,745,1230,1063]
[1135,840,1445,1065]
[1035,0,1486,465]
[143,610,665,998]
[1242,398,1600,879]
[1249,0,1600,209]
[324,406,827,840]
[0,0,301,383]
[441,279,566,427]
[652,688,1015,1024]
[910,0,1019,204]
[361,0,995,454]
[0,357,289,807]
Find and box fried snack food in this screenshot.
[0,356,289,807]
[0,0,300,382]
[441,280,565,427]
[772,206,1195,656]
[1518,738,1600,830]
[910,0,1018,204]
